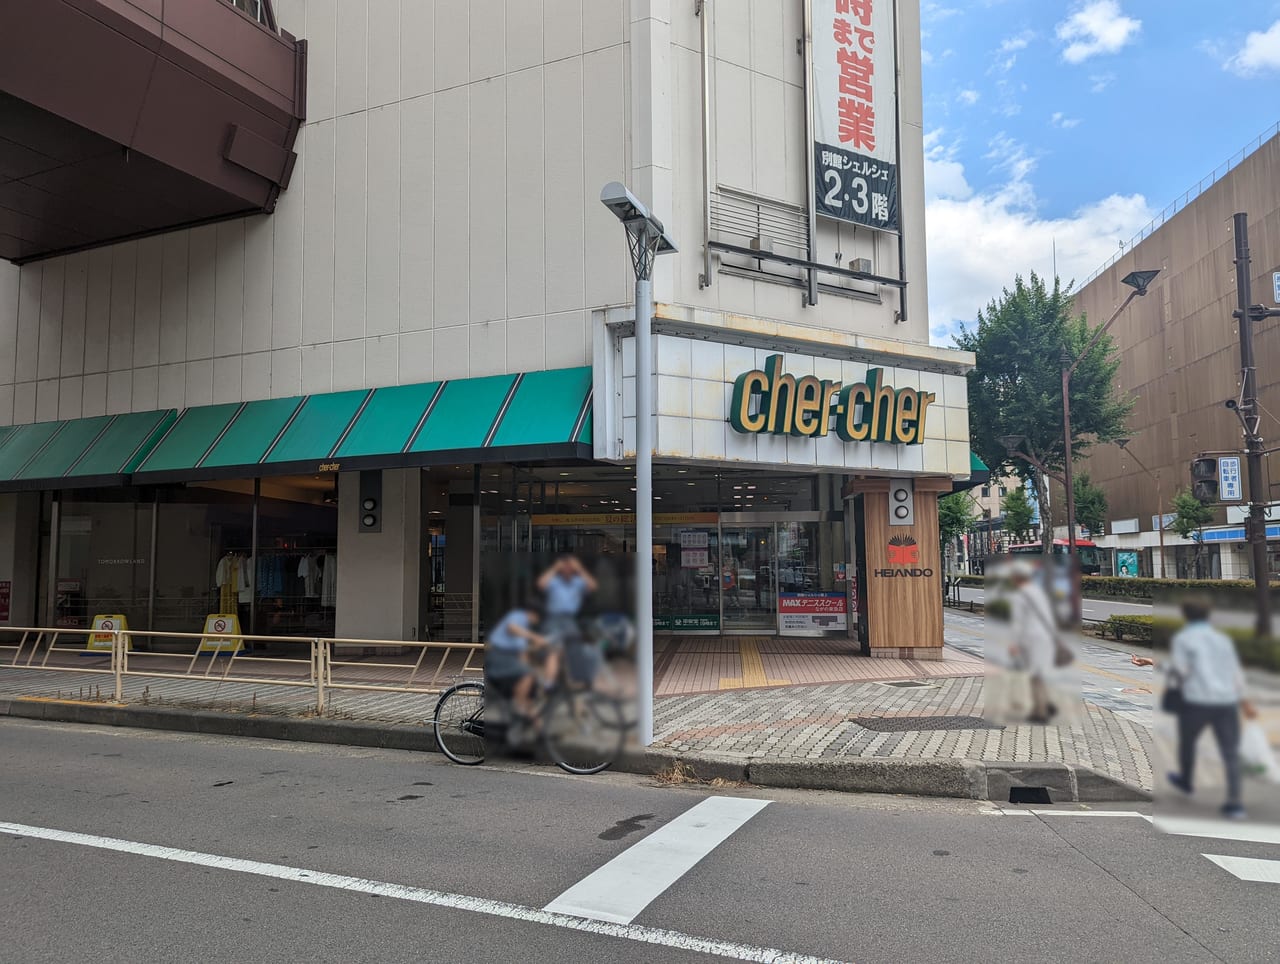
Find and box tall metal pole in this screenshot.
[634,266,655,746]
[1232,212,1272,638]
[1060,356,1080,623]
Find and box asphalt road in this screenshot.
[4,719,1280,963]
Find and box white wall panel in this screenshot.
[0,263,18,385]
[468,77,507,324]
[432,87,469,326]
[583,0,624,52]
[243,216,274,354]
[36,259,64,382]
[133,236,162,369]
[213,221,245,358]
[58,375,83,419]
[506,315,545,372]
[242,351,271,401]
[505,69,545,320]
[398,330,433,384]
[131,365,158,411]
[270,348,301,399]
[545,311,588,369]
[81,373,106,418]
[365,334,399,386]
[583,47,628,311]
[399,94,435,332]
[157,363,185,410]
[211,356,241,404]
[506,0,545,72]
[186,226,217,361]
[543,57,585,314]
[333,112,368,340]
[366,103,401,337]
[433,325,469,380]
[13,381,35,423]
[15,265,41,383]
[332,339,365,391]
[158,234,188,365]
[469,320,506,376]
[301,120,336,346]
[367,0,400,108]
[107,244,137,372]
[106,370,132,415]
[35,379,58,422]
[544,0,582,62]
[400,0,434,99]
[470,0,505,81]
[337,2,373,116]
[713,60,752,191]
[307,0,338,122]
[434,0,470,90]
[300,344,333,394]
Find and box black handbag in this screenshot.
[1161,671,1184,714]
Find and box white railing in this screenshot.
[0,628,483,715]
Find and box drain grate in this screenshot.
[878,680,936,689]
[849,715,1005,732]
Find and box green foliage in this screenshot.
[1072,472,1108,538]
[955,573,1277,603]
[985,598,1010,621]
[1169,486,1215,540]
[953,272,1133,490]
[939,493,977,547]
[1000,485,1035,543]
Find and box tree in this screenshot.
[1170,487,1215,578]
[1073,472,1109,539]
[954,272,1133,552]
[1001,485,1035,543]
[938,493,977,574]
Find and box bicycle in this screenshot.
[433,628,629,774]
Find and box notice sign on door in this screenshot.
[681,549,710,568]
[779,592,848,632]
[87,614,129,652]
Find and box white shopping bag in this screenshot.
[1239,723,1280,783]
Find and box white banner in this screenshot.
[811,0,899,231]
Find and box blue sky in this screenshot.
[921,1,1280,344]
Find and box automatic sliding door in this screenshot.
[720,525,776,632]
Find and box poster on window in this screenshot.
[811,0,899,232]
[681,548,710,568]
[1116,550,1139,578]
[779,592,848,632]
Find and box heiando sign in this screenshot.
[729,354,934,444]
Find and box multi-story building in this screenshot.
[1073,126,1280,580]
[0,1,977,658]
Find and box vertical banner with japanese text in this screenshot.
[811,0,899,232]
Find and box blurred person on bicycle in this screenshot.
[485,600,557,720]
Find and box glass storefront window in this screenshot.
[52,492,151,633]
[654,522,720,632]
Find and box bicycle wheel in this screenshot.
[433,682,486,765]
[542,689,626,775]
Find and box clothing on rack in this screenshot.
[321,553,337,608]
[298,554,321,599]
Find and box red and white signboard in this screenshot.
[811,0,899,231]
[779,592,848,633]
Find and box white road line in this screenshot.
[982,809,1150,818]
[0,819,843,964]
[1204,854,1280,883]
[544,796,771,925]
[1154,816,1280,846]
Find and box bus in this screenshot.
[1008,538,1104,576]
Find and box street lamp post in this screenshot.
[600,183,677,747]
[1116,438,1166,578]
[1061,269,1160,623]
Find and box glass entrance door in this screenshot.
[721,525,776,632]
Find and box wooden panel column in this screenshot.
[848,477,952,660]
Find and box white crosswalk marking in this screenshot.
[544,795,772,925]
[1154,816,1280,846]
[1204,854,1280,884]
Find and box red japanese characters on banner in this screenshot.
[811,0,899,231]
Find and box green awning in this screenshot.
[0,410,177,491]
[131,366,594,483]
[951,450,992,495]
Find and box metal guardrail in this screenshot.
[0,627,483,714]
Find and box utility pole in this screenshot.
[1231,212,1276,638]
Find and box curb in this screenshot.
[0,697,1150,803]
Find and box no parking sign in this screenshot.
[86,614,129,652]
[199,613,243,654]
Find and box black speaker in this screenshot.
[359,471,382,533]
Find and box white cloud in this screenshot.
[957,89,980,106]
[1051,112,1082,129]
[923,133,1153,344]
[1089,72,1115,92]
[1055,1,1141,64]
[1224,20,1280,75]
[999,31,1034,55]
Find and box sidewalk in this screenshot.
[4,610,1243,803]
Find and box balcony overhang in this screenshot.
[0,0,307,264]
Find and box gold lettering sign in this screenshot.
[729,355,934,445]
[318,462,342,473]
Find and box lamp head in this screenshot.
[999,435,1026,457]
[1121,269,1161,296]
[600,181,651,225]
[1116,437,1130,450]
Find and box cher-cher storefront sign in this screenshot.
[730,354,935,444]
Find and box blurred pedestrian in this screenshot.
[537,553,599,686]
[1133,595,1250,819]
[1007,560,1058,724]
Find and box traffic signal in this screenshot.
[359,470,382,533]
[1190,458,1218,504]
